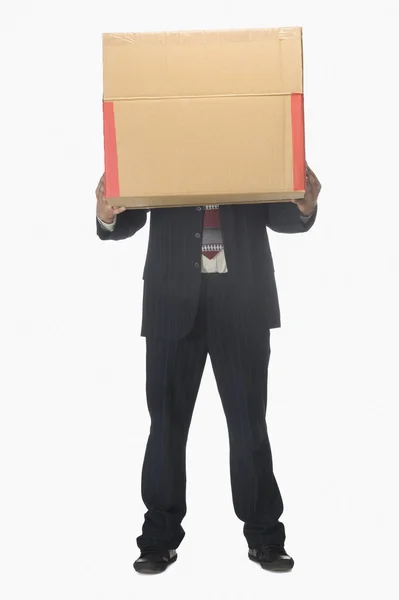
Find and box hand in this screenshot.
[95,173,126,223]
[293,163,322,216]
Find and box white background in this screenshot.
[1,0,399,598]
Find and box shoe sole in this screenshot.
[133,553,177,575]
[248,553,294,572]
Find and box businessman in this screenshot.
[95,165,321,574]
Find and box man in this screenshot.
[95,165,321,574]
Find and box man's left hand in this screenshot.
[293,163,322,216]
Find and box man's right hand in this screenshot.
[96,173,126,224]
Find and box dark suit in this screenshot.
[97,201,316,550]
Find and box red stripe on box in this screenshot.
[103,101,120,198]
[291,93,306,191]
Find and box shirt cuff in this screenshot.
[97,215,116,231]
[299,204,317,223]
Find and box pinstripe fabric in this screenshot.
[137,274,284,551]
[96,201,317,551]
[96,202,317,340]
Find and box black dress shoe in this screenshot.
[248,545,294,572]
[133,548,177,575]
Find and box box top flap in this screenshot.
[102,27,303,100]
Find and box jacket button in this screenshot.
[196,206,202,211]
[194,262,200,269]
[195,232,201,238]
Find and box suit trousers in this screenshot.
[136,273,285,551]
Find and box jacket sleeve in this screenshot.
[96,209,148,241]
[265,202,317,234]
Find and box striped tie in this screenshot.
[202,206,224,259]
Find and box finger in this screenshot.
[305,163,316,177]
[97,193,107,205]
[95,174,105,192]
[112,206,126,215]
[98,188,109,205]
[97,195,110,209]
[96,186,105,202]
[95,174,106,198]
[308,172,321,193]
[306,165,321,186]
[311,174,322,192]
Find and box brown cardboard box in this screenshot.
[102,27,305,208]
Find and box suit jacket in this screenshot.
[96,202,317,339]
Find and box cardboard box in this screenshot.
[102,27,306,208]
